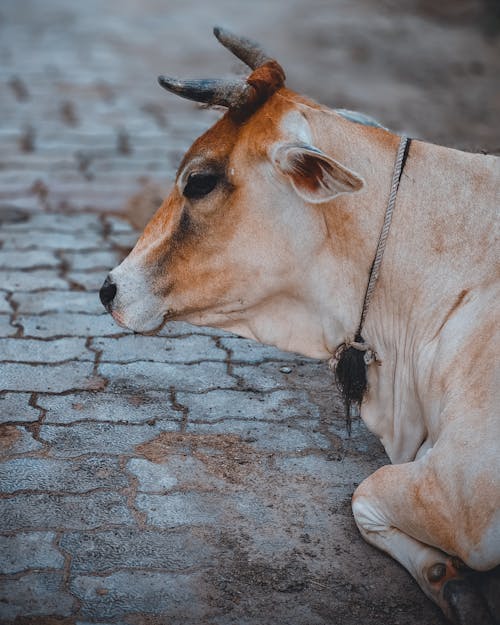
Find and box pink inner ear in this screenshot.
[290,153,328,192]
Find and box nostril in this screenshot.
[99,276,117,308]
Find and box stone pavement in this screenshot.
[1,0,498,623]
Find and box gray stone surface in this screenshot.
[0,492,134,531]
[18,312,120,338]
[177,389,320,422]
[61,528,215,572]
[0,269,67,291]
[2,230,102,251]
[186,420,330,452]
[100,361,237,392]
[0,337,92,362]
[0,393,40,423]
[62,249,121,271]
[0,249,60,269]
[0,426,43,456]
[136,492,227,528]
[0,293,12,313]
[0,572,76,620]
[129,454,227,492]
[127,458,178,491]
[0,457,128,493]
[0,315,17,337]
[0,361,95,392]
[40,390,177,424]
[94,333,225,363]
[71,570,206,620]
[220,336,315,364]
[39,421,179,457]
[0,531,65,574]
[66,271,108,291]
[13,289,104,314]
[1,212,103,233]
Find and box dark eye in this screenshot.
[183,173,219,200]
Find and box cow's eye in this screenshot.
[183,173,219,200]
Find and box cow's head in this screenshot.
[100,28,364,355]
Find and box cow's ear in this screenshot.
[273,143,364,203]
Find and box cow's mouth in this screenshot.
[111,308,177,336]
[111,309,128,328]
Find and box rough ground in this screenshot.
[0,1,498,624]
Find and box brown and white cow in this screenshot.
[100,28,500,624]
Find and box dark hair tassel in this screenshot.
[333,334,368,433]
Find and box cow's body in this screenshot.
[101,29,500,623]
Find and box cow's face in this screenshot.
[102,92,364,338]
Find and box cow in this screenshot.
[100,28,500,624]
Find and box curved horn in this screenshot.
[213,26,272,70]
[157,76,251,108]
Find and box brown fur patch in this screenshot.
[232,60,286,122]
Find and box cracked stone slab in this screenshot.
[0,393,40,423]
[0,531,65,574]
[39,390,178,424]
[233,361,332,392]
[94,334,225,363]
[127,458,178,492]
[136,491,277,531]
[136,492,227,528]
[61,527,215,573]
[0,211,103,233]
[67,271,108,291]
[219,336,317,364]
[0,337,92,362]
[0,270,67,291]
[13,289,104,314]
[0,293,12,313]
[61,249,121,271]
[0,425,43,457]
[186,420,330,452]
[18,312,120,337]
[101,361,237,393]
[0,315,18,337]
[0,249,60,269]
[0,456,128,493]
[105,215,135,234]
[0,492,134,531]
[0,361,95,392]
[176,389,320,422]
[127,456,227,492]
[71,570,206,620]
[39,421,179,457]
[0,571,76,621]
[2,230,103,250]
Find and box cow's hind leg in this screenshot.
[352,462,496,625]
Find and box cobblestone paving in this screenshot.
[2,0,498,623]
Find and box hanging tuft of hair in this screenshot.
[334,334,368,434]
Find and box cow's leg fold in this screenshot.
[352,463,496,625]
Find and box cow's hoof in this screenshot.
[442,578,497,625]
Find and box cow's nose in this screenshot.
[99,275,117,309]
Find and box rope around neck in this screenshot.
[358,135,411,333]
[330,135,411,425]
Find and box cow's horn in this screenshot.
[157,76,251,108]
[213,26,272,70]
